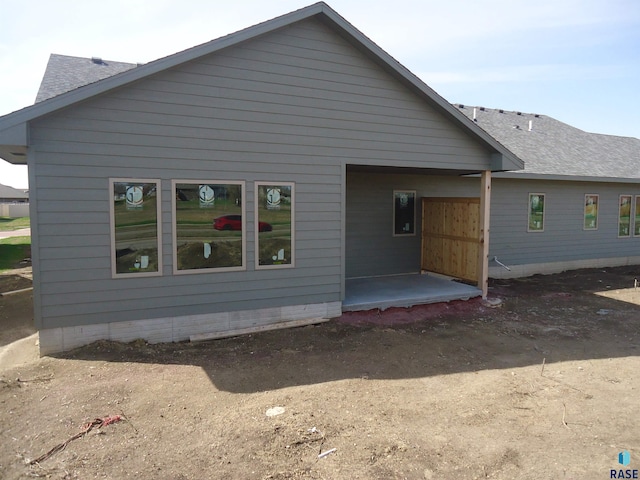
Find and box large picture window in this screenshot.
[619,195,632,237]
[528,193,545,232]
[255,182,294,269]
[110,179,162,277]
[584,194,599,230]
[172,181,245,273]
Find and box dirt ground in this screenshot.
[1,266,640,479]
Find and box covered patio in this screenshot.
[343,273,482,312]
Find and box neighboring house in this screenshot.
[0,183,29,203]
[456,105,640,278]
[0,2,522,355]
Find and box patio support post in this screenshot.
[478,170,491,298]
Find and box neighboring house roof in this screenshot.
[0,2,522,171]
[35,54,138,103]
[457,104,640,183]
[0,183,29,199]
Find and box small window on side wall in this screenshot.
[393,190,416,236]
[255,182,294,269]
[619,195,632,237]
[528,193,545,232]
[110,179,162,277]
[584,194,599,230]
[172,181,245,274]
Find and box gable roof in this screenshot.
[457,105,640,183]
[0,2,523,171]
[35,54,138,103]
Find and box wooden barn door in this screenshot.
[421,197,481,283]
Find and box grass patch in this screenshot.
[0,217,30,231]
[0,236,31,272]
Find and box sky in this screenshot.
[1,0,639,189]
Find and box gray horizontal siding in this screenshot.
[346,172,480,278]
[490,179,640,267]
[29,16,496,330]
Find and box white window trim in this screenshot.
[109,178,163,278]
[171,179,246,275]
[254,181,295,270]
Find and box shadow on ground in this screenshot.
[0,290,35,348]
[56,266,640,394]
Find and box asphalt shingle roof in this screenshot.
[456,105,640,179]
[35,54,138,103]
[0,183,28,199]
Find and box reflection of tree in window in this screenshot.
[528,194,544,231]
[619,196,631,237]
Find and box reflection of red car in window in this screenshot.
[213,215,272,232]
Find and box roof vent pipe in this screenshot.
[528,120,533,131]
[473,107,477,121]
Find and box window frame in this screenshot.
[584,194,599,231]
[618,194,632,238]
[171,179,246,275]
[254,181,295,270]
[392,190,416,237]
[109,178,163,278]
[527,193,545,233]
[634,196,640,237]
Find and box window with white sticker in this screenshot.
[255,182,294,269]
[172,181,245,273]
[110,179,162,277]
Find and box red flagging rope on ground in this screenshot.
[29,414,123,465]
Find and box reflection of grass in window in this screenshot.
[115,248,158,274]
[258,237,292,266]
[529,212,543,230]
[114,198,158,227]
[257,205,291,226]
[257,205,292,265]
[636,214,640,235]
[177,240,242,269]
[114,197,158,273]
[619,216,630,236]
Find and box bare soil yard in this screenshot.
[1,266,639,479]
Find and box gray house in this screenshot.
[455,105,640,278]
[0,3,522,354]
[0,183,29,203]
